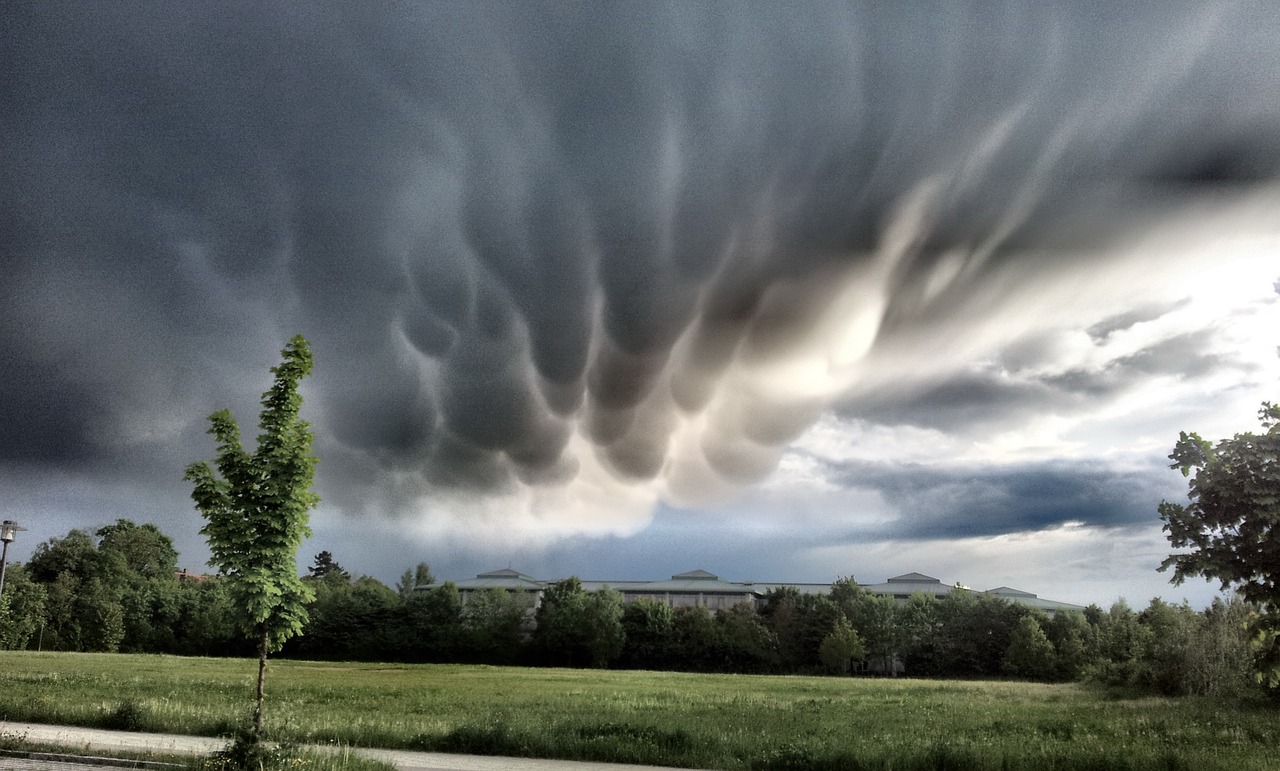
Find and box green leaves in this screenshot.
[819,617,865,674]
[187,335,319,652]
[1159,399,1280,691]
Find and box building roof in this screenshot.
[673,569,719,580]
[984,586,1086,613]
[478,568,537,580]
[628,570,757,595]
[743,582,833,596]
[436,568,544,592]
[578,580,649,593]
[889,572,941,583]
[419,567,1086,612]
[863,572,954,597]
[986,586,1035,597]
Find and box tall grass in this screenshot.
[2,652,1275,770]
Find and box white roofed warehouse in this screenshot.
[425,568,1085,616]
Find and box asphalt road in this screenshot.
[0,723,691,771]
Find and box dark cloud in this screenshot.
[2,0,1279,537]
[0,345,99,465]
[1108,330,1226,379]
[1087,301,1189,343]
[822,455,1175,540]
[837,374,1060,433]
[837,325,1245,434]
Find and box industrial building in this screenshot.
[427,568,1086,616]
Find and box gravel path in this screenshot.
[0,723,690,771]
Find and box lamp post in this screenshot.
[0,519,26,600]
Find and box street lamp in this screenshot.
[0,519,27,600]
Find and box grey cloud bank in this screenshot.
[2,1,1279,606]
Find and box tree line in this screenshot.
[0,523,1265,698]
[2,336,1275,707]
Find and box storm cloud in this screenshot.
[3,2,1279,596]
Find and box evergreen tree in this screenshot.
[307,551,349,582]
[396,562,434,599]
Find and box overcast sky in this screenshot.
[3,1,1279,609]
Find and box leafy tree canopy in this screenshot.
[97,520,178,579]
[820,617,865,674]
[187,335,319,651]
[1159,402,1280,616]
[1160,401,1280,689]
[185,334,318,736]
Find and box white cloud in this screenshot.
[802,521,1222,609]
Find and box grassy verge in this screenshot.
[2,652,1276,770]
[191,734,399,771]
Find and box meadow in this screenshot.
[1,652,1276,770]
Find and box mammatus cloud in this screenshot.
[2,2,1279,557]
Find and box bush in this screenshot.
[103,699,149,731]
[193,730,397,771]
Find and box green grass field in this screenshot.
[1,652,1276,770]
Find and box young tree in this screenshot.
[620,598,676,670]
[1159,401,1280,688]
[897,593,943,675]
[716,602,779,673]
[1185,597,1255,697]
[1092,599,1152,687]
[396,562,434,599]
[185,335,319,739]
[1137,598,1196,695]
[0,564,46,650]
[1004,615,1056,681]
[581,587,626,668]
[1044,610,1093,681]
[395,582,463,662]
[842,591,902,676]
[461,587,527,664]
[531,577,588,666]
[820,617,865,675]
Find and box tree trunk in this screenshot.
[253,626,269,739]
